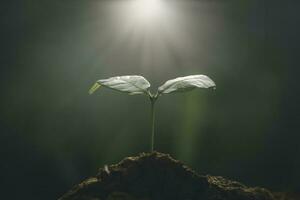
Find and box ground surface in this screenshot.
[58,152,295,200]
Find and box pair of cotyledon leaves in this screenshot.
[89,75,216,96]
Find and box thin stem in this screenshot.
[150,97,156,152]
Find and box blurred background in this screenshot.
[0,0,299,199]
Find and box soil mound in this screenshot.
[58,152,293,200]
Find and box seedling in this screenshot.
[89,75,216,152]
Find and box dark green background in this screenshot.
[1,0,299,199]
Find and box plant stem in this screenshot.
[150,97,156,152]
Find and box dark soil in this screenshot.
[58,152,295,200]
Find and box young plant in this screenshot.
[89,75,216,152]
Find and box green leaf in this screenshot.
[90,75,151,95]
[158,75,216,94]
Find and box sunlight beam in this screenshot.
[132,0,163,24]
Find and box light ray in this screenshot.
[132,0,163,23]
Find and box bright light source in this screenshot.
[133,0,163,23]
